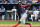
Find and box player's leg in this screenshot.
[19,13,26,24]
[13,12,28,27]
[22,19,30,25]
[22,13,32,27]
[35,15,38,21]
[22,13,30,24]
[31,15,34,21]
[13,14,24,27]
[22,13,27,24]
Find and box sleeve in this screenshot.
[27,6,30,9]
[21,4,28,7]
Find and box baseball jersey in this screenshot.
[18,4,28,13]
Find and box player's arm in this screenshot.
[27,6,30,10]
[21,4,29,7]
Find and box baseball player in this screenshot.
[31,6,39,21]
[13,2,32,27]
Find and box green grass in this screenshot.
[0,21,18,24]
[27,22,40,25]
[0,21,40,25]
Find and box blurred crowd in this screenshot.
[0,0,40,4]
[32,6,40,11]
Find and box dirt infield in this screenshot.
[0,24,40,27]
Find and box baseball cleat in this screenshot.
[30,23,32,27]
